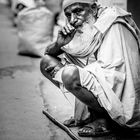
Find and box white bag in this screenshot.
[17,7,54,57]
[0,0,8,4]
[11,0,36,14]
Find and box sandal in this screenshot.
[78,119,111,137]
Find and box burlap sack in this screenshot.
[17,7,54,57]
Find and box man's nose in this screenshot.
[70,13,77,26]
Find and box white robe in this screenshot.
[54,7,140,128]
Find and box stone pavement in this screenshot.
[0,4,71,140]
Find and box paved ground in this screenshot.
[0,4,140,140]
[0,4,71,140]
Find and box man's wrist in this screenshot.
[55,41,63,48]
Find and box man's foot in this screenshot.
[63,117,76,127]
[78,118,111,137]
[63,116,93,127]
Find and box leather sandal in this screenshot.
[78,119,111,137]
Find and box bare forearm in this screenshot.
[45,23,75,56]
[45,42,64,56]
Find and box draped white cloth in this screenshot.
[54,7,140,128]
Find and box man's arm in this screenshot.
[45,42,64,57]
[45,24,76,57]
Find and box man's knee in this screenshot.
[40,54,59,74]
[62,65,81,91]
[40,55,51,74]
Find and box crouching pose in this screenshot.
[40,0,140,137]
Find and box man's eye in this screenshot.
[65,13,71,18]
[74,8,83,14]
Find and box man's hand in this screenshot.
[56,24,76,47]
[44,24,76,56]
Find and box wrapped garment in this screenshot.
[54,7,140,128]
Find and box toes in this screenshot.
[79,127,92,133]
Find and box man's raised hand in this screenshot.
[56,24,76,47]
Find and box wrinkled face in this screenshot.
[64,3,92,28]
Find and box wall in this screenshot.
[127,0,140,28]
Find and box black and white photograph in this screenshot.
[0,0,140,140]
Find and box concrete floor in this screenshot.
[0,4,71,140]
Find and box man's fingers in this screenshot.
[61,24,75,35]
[61,27,67,35]
[64,25,71,34]
[67,23,75,31]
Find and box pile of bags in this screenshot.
[17,1,54,57]
[11,0,36,15]
[0,0,9,5]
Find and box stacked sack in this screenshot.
[17,1,54,57]
[11,0,36,15]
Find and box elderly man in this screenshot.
[40,0,140,137]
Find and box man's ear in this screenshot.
[91,3,98,16]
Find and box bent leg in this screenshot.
[40,54,64,87]
[61,65,106,114]
[62,65,113,135]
